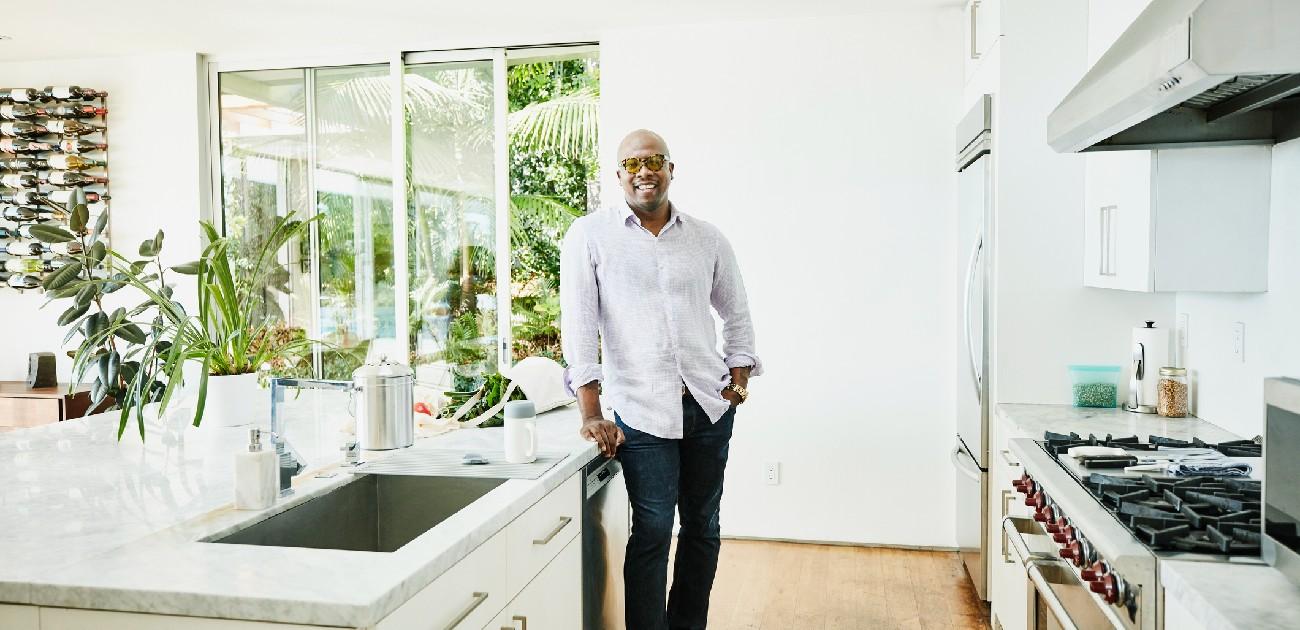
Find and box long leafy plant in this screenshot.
[41,205,319,438]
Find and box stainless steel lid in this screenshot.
[352,355,414,388]
[1159,367,1187,376]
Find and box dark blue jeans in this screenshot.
[615,394,735,630]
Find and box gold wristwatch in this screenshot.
[724,382,749,403]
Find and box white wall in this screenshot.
[0,52,207,381]
[601,9,962,547]
[1176,138,1300,438]
[989,0,1173,407]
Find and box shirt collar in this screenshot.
[620,200,684,229]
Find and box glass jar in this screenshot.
[1158,367,1189,418]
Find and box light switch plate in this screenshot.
[1232,322,1245,363]
[763,462,780,486]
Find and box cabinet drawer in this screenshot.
[377,529,507,630]
[0,397,61,428]
[506,472,582,597]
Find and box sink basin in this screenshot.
[207,474,506,552]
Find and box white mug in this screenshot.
[503,401,538,464]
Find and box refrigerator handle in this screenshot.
[951,444,982,481]
[963,234,984,398]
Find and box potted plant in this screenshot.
[43,206,318,436]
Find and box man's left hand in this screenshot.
[722,389,744,407]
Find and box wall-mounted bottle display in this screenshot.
[0,86,108,292]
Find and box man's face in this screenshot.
[618,136,673,214]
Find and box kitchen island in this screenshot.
[0,391,600,628]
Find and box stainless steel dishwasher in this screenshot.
[583,455,629,630]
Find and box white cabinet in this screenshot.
[963,0,1001,82]
[505,473,581,596]
[0,605,38,630]
[1083,146,1271,293]
[489,536,583,630]
[987,414,1033,630]
[377,528,509,630]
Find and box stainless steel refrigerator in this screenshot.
[952,94,992,601]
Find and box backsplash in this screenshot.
[1177,137,1300,439]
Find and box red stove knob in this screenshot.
[1059,540,1085,566]
[1081,561,1108,581]
[1090,573,1121,604]
[1026,491,1047,509]
[1052,528,1075,544]
[1045,517,1069,534]
[1012,474,1033,493]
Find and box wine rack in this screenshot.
[0,86,110,291]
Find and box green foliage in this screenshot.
[439,371,527,428]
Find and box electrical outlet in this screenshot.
[1176,313,1189,367]
[763,462,780,486]
[1232,322,1245,363]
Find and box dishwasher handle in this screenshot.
[585,457,622,499]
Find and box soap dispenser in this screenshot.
[235,428,277,510]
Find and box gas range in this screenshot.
[1007,432,1264,630]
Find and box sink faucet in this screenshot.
[269,377,356,496]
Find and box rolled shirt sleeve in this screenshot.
[711,232,763,377]
[560,220,604,395]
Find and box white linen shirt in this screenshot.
[560,202,762,439]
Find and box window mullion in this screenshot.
[390,54,411,371]
[493,50,511,372]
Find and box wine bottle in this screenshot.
[45,120,104,136]
[6,272,41,289]
[42,86,106,102]
[0,205,53,222]
[0,158,48,171]
[45,172,107,187]
[0,88,42,104]
[0,104,41,120]
[4,241,82,257]
[57,138,106,154]
[46,154,102,171]
[0,122,49,138]
[1,173,39,188]
[42,105,106,119]
[0,190,49,205]
[0,139,54,153]
[47,189,107,203]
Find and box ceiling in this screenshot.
[0,0,961,62]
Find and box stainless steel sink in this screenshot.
[207,474,506,552]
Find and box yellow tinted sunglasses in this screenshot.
[618,154,669,174]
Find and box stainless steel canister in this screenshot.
[351,356,414,450]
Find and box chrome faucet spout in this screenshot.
[269,377,355,496]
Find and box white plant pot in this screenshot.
[202,373,264,428]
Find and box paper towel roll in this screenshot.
[1130,321,1170,412]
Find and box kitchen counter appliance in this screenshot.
[1263,377,1300,586]
[1006,431,1264,629]
[583,455,630,630]
[954,94,994,601]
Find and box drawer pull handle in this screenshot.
[443,591,488,630]
[532,516,573,545]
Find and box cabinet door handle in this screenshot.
[443,591,488,630]
[999,449,1020,468]
[513,615,529,630]
[532,516,573,545]
[969,0,982,60]
[1001,491,1015,564]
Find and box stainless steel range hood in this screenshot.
[1048,0,1300,152]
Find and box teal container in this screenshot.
[1068,364,1122,408]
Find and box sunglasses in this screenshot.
[618,154,669,174]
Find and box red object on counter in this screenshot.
[414,401,432,416]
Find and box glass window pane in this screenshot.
[507,57,600,364]
[218,68,313,371]
[314,64,395,378]
[405,61,497,391]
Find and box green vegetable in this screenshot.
[441,372,527,428]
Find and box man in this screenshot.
[560,129,761,630]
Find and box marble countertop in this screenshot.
[0,390,597,627]
[1161,560,1300,630]
[995,403,1243,443]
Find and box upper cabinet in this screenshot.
[963,0,1001,83]
[1083,145,1271,293]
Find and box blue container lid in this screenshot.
[1068,364,1122,372]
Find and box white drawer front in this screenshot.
[378,529,508,630]
[506,472,582,597]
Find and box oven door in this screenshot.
[1004,516,1118,630]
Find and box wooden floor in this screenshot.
[670,539,992,630]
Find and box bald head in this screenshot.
[616,129,674,217]
[617,129,670,159]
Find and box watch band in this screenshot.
[724,382,749,402]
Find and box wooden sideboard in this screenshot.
[0,382,93,432]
